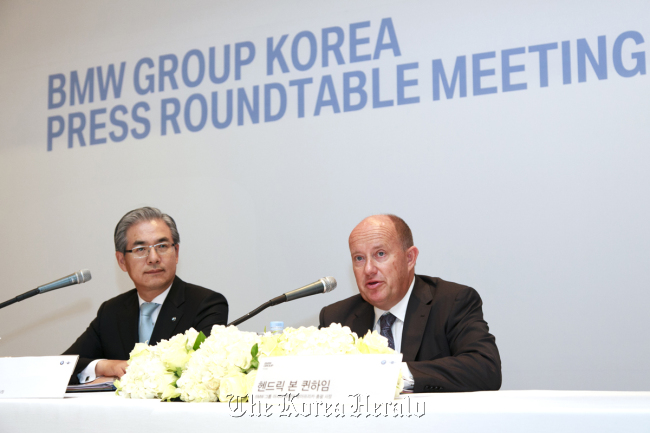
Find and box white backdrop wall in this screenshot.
[0,0,648,391]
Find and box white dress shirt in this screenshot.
[77,285,171,383]
[372,277,416,390]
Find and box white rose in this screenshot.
[162,384,181,401]
[183,328,200,350]
[227,349,252,370]
[218,372,249,402]
[160,346,191,371]
[129,342,151,359]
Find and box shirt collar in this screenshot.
[373,276,415,325]
[137,284,172,307]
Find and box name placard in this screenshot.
[0,355,78,399]
[252,354,402,402]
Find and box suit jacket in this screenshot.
[63,276,228,384]
[319,275,501,392]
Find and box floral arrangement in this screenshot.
[114,328,202,399]
[175,325,261,402]
[259,323,394,356]
[116,323,401,402]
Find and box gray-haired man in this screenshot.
[64,207,228,384]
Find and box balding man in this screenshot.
[319,215,501,392]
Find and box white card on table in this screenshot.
[0,355,78,399]
[252,354,402,402]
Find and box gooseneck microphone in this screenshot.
[0,270,92,310]
[228,277,337,327]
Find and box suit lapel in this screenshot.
[117,291,139,357]
[349,300,375,338]
[400,276,433,362]
[149,276,184,345]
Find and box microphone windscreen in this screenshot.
[77,269,92,284]
[322,276,337,292]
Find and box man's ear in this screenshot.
[406,246,419,271]
[116,251,128,272]
[174,243,179,264]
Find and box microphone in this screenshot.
[38,269,92,293]
[0,269,92,310]
[228,277,337,327]
[283,276,337,302]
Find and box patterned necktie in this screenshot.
[379,312,397,350]
[139,302,159,344]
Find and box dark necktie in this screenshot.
[379,312,397,350]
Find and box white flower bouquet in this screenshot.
[259,323,395,357]
[116,323,402,402]
[175,325,261,402]
[115,328,201,400]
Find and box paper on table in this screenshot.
[67,377,116,393]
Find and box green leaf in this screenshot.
[236,343,261,374]
[193,331,207,351]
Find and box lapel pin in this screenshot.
[172,317,177,321]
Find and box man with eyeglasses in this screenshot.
[63,207,228,385]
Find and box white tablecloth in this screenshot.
[1,390,649,433]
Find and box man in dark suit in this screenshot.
[64,207,228,384]
[319,215,501,392]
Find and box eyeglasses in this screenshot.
[124,242,176,259]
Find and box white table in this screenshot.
[1,390,649,433]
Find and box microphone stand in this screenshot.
[228,294,287,327]
[0,289,40,310]
[0,270,91,311]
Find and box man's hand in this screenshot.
[95,359,128,378]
